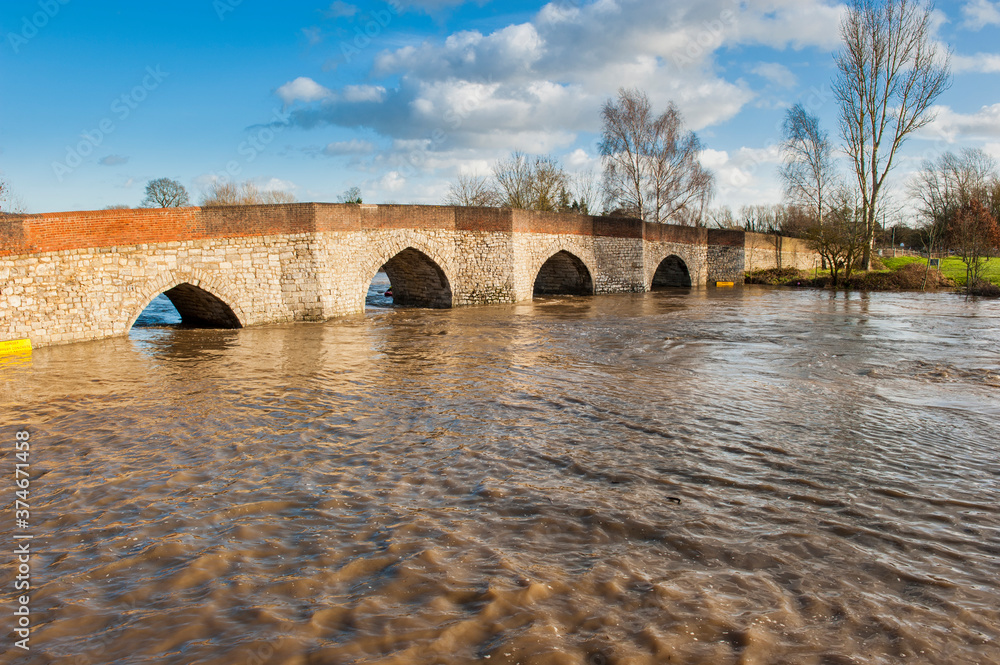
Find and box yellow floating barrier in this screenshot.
[0,339,32,356]
[716,281,735,287]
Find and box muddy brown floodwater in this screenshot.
[1,286,999,665]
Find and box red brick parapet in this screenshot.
[0,204,719,257]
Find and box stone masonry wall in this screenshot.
[744,232,820,272]
[0,233,330,347]
[706,230,747,284]
[0,204,819,348]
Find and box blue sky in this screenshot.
[2,0,1000,217]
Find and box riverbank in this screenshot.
[747,256,1000,296]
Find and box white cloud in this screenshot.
[258,177,298,193]
[276,0,852,206]
[962,0,1000,30]
[984,142,1000,159]
[751,62,797,88]
[371,170,407,192]
[952,52,1000,73]
[699,148,729,170]
[342,85,387,103]
[564,148,600,171]
[275,77,334,105]
[284,0,845,150]
[921,103,1000,142]
[705,145,784,205]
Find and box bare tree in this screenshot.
[201,180,296,206]
[141,178,190,208]
[0,177,26,214]
[706,205,738,229]
[948,200,1000,293]
[446,153,596,213]
[600,89,649,218]
[337,186,363,203]
[600,88,714,224]
[989,176,1000,221]
[445,174,497,207]
[262,189,297,204]
[648,103,714,223]
[803,188,868,286]
[738,204,793,234]
[489,151,571,211]
[571,169,601,215]
[531,156,568,212]
[912,149,996,223]
[833,0,951,269]
[910,149,997,287]
[492,151,535,209]
[780,103,837,227]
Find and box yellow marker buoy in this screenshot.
[716,281,735,287]
[0,339,32,356]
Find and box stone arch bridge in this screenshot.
[1,204,752,348]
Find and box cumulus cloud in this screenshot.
[564,148,600,172]
[962,0,1000,29]
[699,148,730,170]
[920,103,1000,142]
[952,52,1000,73]
[696,144,785,209]
[99,154,129,166]
[372,170,407,192]
[276,77,334,105]
[277,0,847,183]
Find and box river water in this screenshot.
[1,286,998,665]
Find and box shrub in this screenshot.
[968,279,1000,297]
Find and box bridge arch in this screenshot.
[126,271,247,332]
[532,249,595,296]
[651,254,692,288]
[363,239,456,309]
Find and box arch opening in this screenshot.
[533,250,594,296]
[373,248,453,309]
[132,283,242,330]
[652,255,692,289]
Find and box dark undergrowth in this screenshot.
[746,263,960,292]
